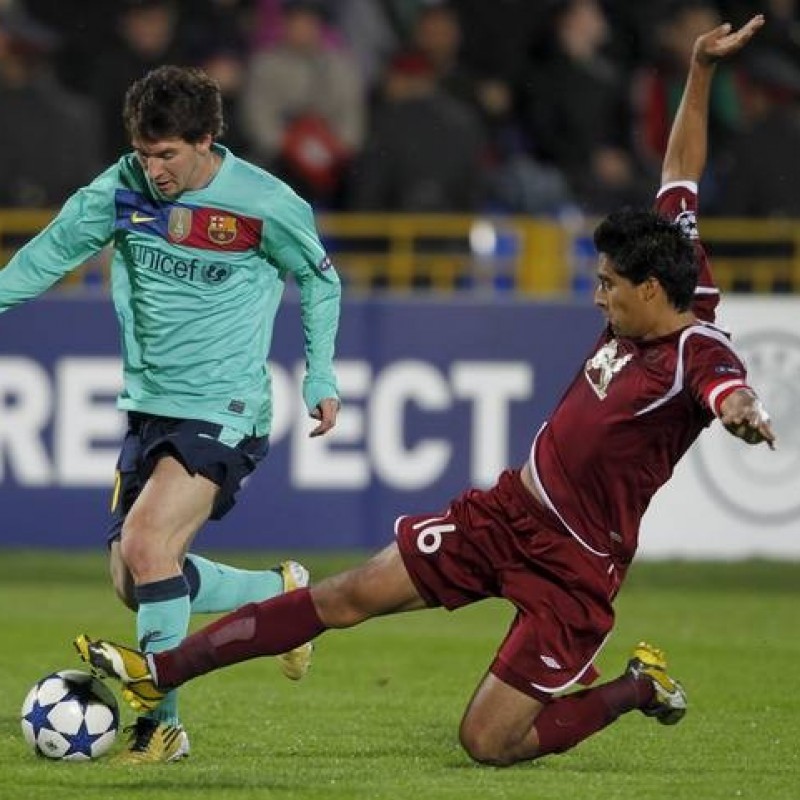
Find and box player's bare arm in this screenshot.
[309,396,340,437]
[719,388,776,449]
[661,15,764,185]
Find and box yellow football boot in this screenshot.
[276,560,314,680]
[74,633,166,713]
[627,641,688,725]
[115,718,189,764]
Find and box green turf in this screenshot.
[1,551,797,799]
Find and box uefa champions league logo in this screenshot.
[693,330,800,524]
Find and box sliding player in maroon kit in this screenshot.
[76,16,773,766]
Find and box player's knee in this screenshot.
[459,720,516,767]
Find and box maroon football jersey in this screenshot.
[529,183,749,568]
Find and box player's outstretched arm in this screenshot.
[661,15,765,186]
[719,388,776,449]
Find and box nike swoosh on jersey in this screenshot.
[131,212,157,223]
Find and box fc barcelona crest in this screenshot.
[208,214,238,245]
[168,207,192,242]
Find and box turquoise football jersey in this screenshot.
[0,145,340,437]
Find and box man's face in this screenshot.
[594,253,654,338]
[132,134,213,197]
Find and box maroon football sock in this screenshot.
[152,588,326,688]
[534,674,655,756]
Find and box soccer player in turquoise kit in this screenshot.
[77,18,776,767]
[0,66,341,762]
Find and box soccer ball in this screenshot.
[20,669,119,761]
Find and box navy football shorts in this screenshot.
[106,411,269,544]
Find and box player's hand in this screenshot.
[719,388,775,449]
[694,15,765,66]
[309,396,339,437]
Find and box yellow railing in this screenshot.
[1,209,798,294]
[316,213,567,293]
[0,209,55,264]
[700,219,800,293]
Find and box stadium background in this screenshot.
[0,3,798,796]
[0,0,797,558]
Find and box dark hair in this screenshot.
[593,209,698,311]
[123,65,223,144]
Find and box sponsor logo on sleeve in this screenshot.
[675,209,699,240]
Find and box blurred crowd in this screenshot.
[0,0,799,217]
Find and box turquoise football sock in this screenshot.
[135,576,190,727]
[183,553,284,614]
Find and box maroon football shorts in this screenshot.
[395,468,615,701]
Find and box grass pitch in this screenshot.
[0,551,797,800]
